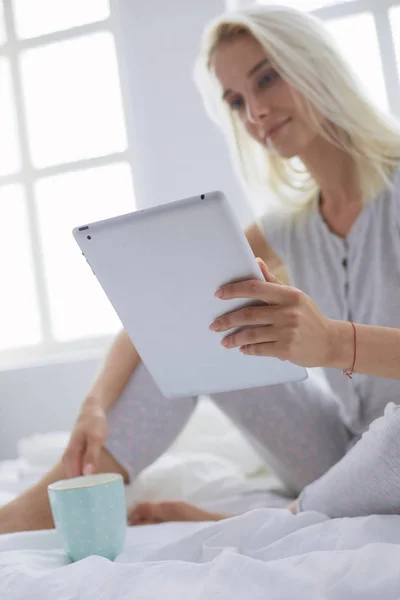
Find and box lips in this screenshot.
[265,118,291,141]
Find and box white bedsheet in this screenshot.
[2,509,400,599]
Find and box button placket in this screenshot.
[342,239,351,321]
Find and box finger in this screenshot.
[210,305,282,333]
[240,342,282,358]
[256,258,283,285]
[216,279,298,306]
[82,439,101,476]
[222,325,279,349]
[83,463,95,476]
[63,433,85,478]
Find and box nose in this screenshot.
[246,97,270,125]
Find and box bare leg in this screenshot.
[0,448,128,534]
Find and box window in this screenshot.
[0,1,135,364]
[229,0,400,115]
[324,12,388,110]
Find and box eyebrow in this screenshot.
[222,58,270,100]
[247,58,270,78]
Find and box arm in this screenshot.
[63,330,141,477]
[328,322,400,380]
[211,260,400,381]
[84,329,141,412]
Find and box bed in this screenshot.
[2,509,400,599]
[1,399,400,599]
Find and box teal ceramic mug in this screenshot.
[48,473,126,562]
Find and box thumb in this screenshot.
[63,431,85,478]
[256,257,283,285]
[82,441,101,476]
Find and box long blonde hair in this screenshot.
[194,5,400,208]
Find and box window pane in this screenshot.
[257,0,352,10]
[35,163,135,342]
[13,0,110,39]
[0,1,6,45]
[0,58,21,176]
[325,13,388,110]
[20,33,127,168]
[0,185,42,351]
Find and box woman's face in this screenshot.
[212,34,320,159]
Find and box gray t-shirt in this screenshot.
[260,169,400,435]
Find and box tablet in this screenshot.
[73,191,307,398]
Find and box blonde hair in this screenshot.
[194,5,400,208]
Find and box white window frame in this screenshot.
[0,1,134,368]
[228,0,400,115]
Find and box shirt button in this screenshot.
[342,258,348,268]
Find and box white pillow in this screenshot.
[125,451,264,507]
[170,397,266,476]
[17,432,70,468]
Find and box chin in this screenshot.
[268,144,299,159]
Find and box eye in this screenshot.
[229,96,244,111]
[258,70,279,90]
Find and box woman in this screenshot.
[1,4,400,534]
[130,4,400,523]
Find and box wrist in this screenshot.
[82,394,107,414]
[326,319,354,371]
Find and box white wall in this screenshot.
[0,0,254,459]
[0,356,101,459]
[112,0,253,223]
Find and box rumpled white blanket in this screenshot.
[2,508,400,599]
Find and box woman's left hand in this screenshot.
[210,258,334,368]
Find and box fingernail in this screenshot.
[221,338,230,348]
[209,320,221,331]
[83,463,95,475]
[215,289,224,298]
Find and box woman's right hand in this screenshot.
[62,398,108,478]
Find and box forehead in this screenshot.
[212,34,270,87]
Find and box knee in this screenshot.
[364,402,400,440]
[367,403,400,455]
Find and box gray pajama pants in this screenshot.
[105,363,400,518]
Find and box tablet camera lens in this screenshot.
[201,194,205,199]
[87,235,91,240]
